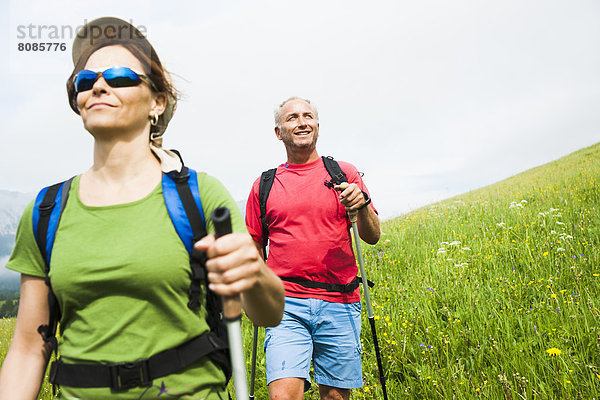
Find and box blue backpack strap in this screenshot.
[163,167,206,253]
[32,176,74,352]
[33,178,74,268]
[163,167,208,311]
[162,165,231,381]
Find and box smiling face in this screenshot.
[76,45,165,138]
[275,99,320,156]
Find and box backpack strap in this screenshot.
[32,177,74,350]
[258,168,277,253]
[163,166,232,383]
[49,331,228,390]
[163,167,207,310]
[280,276,374,293]
[322,156,347,187]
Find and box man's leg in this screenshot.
[312,300,363,398]
[269,377,305,400]
[318,384,351,400]
[265,297,313,400]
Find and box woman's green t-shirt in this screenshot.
[7,173,246,399]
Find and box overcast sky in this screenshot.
[1,0,599,219]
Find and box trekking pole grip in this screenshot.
[210,207,242,320]
[337,183,358,223]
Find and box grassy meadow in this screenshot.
[1,142,598,399]
[343,142,600,399]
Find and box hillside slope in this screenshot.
[358,142,600,398]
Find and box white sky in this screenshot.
[1,0,599,219]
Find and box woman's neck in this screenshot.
[79,129,162,206]
[91,127,160,179]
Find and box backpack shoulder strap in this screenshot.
[33,177,75,269]
[32,176,74,351]
[163,165,232,382]
[163,166,207,309]
[258,168,277,258]
[322,156,347,187]
[163,167,206,251]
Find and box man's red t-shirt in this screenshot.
[245,158,377,303]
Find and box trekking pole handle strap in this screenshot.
[337,183,358,223]
[210,207,242,320]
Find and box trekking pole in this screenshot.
[249,324,258,399]
[211,207,249,400]
[249,242,268,399]
[339,184,388,400]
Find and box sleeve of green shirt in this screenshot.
[5,200,45,278]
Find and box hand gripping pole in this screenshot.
[211,207,249,400]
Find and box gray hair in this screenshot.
[274,96,319,128]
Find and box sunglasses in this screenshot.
[73,66,157,93]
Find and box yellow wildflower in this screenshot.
[546,348,562,356]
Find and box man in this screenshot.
[245,97,380,400]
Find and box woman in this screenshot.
[0,17,284,399]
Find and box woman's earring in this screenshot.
[150,112,159,126]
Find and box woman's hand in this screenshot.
[195,233,284,327]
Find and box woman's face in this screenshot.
[76,45,165,137]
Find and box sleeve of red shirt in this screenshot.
[339,161,378,215]
[245,177,264,246]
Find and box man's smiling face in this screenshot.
[275,99,319,152]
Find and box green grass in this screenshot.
[1,142,599,399]
[342,142,600,399]
[240,143,600,399]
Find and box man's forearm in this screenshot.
[357,205,380,245]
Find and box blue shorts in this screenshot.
[264,296,363,390]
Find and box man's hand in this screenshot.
[334,183,368,211]
[334,182,380,244]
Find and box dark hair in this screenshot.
[66,37,177,134]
